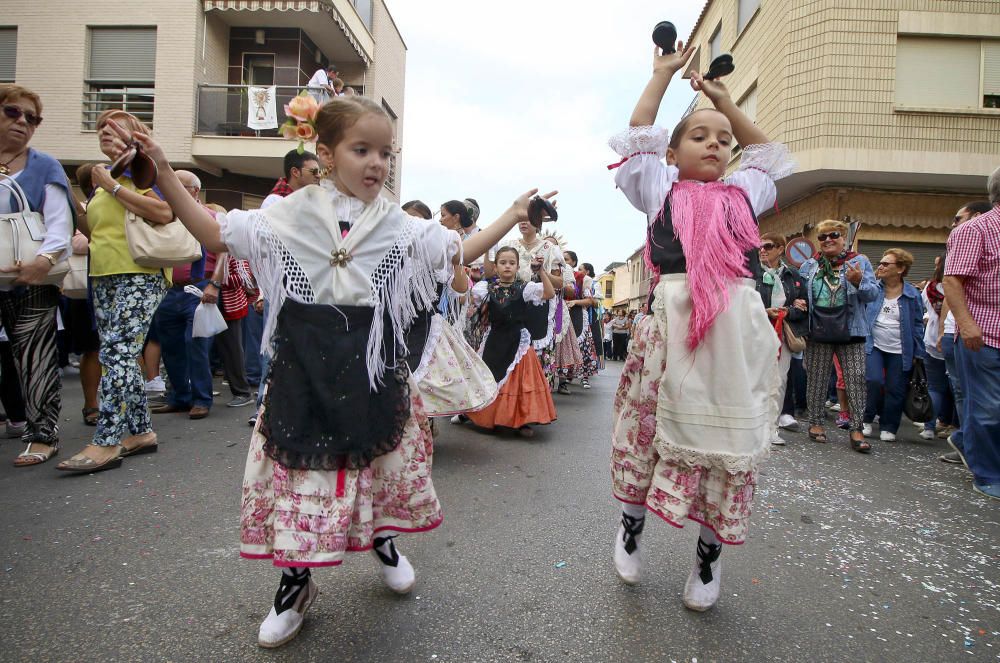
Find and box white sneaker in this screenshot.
[829,403,841,412]
[144,376,166,395]
[919,429,935,440]
[862,423,873,438]
[824,399,837,410]
[613,516,643,585]
[880,431,897,442]
[373,537,415,594]
[258,577,318,649]
[777,414,799,431]
[450,415,465,425]
[683,540,722,612]
[912,420,926,429]
[770,432,786,446]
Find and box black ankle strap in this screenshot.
[274,569,310,614]
[620,514,645,555]
[696,538,722,584]
[373,535,399,567]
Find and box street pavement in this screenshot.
[0,364,997,662]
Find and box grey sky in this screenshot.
[386,1,707,273]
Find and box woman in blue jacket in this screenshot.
[862,248,926,442]
[800,220,879,453]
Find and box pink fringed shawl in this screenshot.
[645,180,760,350]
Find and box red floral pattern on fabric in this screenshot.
[610,315,757,544]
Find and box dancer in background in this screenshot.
[563,251,600,390]
[467,247,557,437]
[607,40,794,611]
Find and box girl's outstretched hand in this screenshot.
[653,42,695,76]
[127,129,171,172]
[512,189,558,222]
[690,71,731,104]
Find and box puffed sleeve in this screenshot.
[216,209,253,260]
[410,219,463,283]
[522,281,546,305]
[724,143,796,217]
[470,280,489,306]
[608,125,678,220]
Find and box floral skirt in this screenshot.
[611,307,765,545]
[241,383,442,567]
[468,348,556,430]
[553,305,584,379]
[576,325,599,379]
[414,315,497,417]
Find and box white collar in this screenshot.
[320,179,368,225]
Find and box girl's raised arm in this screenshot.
[691,72,769,147]
[630,43,695,127]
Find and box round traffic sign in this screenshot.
[785,238,815,269]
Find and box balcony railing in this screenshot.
[82,85,155,130]
[196,84,366,137]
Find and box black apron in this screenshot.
[482,281,530,383]
[261,300,411,471]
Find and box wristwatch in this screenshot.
[39,252,58,266]
[209,279,223,289]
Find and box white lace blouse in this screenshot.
[608,125,796,223]
[470,280,547,306]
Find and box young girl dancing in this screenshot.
[608,42,794,611]
[467,247,557,437]
[120,97,554,647]
[563,251,600,390]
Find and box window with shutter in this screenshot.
[0,29,16,83]
[984,41,1000,109]
[709,25,722,62]
[83,27,157,130]
[738,0,761,35]
[895,36,995,111]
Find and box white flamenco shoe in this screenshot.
[682,538,722,612]
[613,514,644,585]
[374,535,416,594]
[258,575,318,648]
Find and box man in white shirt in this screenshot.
[306,65,339,105]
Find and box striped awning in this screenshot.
[203,0,369,65]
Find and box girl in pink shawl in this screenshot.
[607,41,794,612]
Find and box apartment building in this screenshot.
[682,0,1000,280]
[1,0,407,207]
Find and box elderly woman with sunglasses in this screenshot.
[799,220,878,453]
[0,84,76,467]
[756,232,808,445]
[56,110,174,474]
[861,249,926,442]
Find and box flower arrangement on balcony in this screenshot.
[279,91,320,153]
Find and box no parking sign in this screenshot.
[785,238,815,269]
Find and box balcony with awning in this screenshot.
[202,0,374,66]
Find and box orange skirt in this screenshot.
[468,350,556,429]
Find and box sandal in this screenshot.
[13,442,58,467]
[120,432,158,458]
[850,435,872,454]
[808,427,828,443]
[82,407,99,426]
[56,447,123,474]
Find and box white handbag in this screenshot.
[61,253,90,299]
[0,174,70,287]
[125,210,202,269]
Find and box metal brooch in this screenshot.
[330,248,353,267]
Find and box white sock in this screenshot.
[699,524,721,546]
[622,502,647,519]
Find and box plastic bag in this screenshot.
[185,285,228,338]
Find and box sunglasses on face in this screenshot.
[817,231,842,241]
[760,243,777,251]
[306,167,320,177]
[2,104,43,127]
[878,261,898,268]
